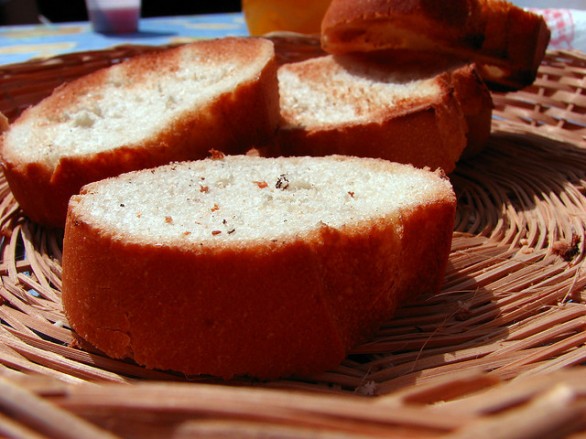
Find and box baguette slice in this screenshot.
[0,37,279,228]
[275,54,484,173]
[62,154,456,379]
[321,0,550,91]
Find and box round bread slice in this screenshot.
[275,54,470,174]
[62,154,456,379]
[0,37,279,228]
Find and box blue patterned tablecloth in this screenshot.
[0,13,249,66]
[0,9,584,66]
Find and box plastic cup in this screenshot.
[242,0,332,36]
[85,0,141,34]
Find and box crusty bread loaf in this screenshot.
[62,154,456,379]
[0,37,279,228]
[274,53,488,173]
[321,0,550,91]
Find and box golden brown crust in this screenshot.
[0,38,280,228]
[61,158,456,379]
[450,63,493,158]
[321,0,550,90]
[322,0,484,44]
[277,106,466,174]
[62,216,347,378]
[0,112,8,133]
[276,68,468,173]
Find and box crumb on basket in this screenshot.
[552,233,581,261]
[355,380,378,396]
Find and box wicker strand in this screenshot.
[0,377,117,439]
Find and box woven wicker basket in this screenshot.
[0,36,585,438]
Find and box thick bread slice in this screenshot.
[321,0,550,91]
[62,154,456,379]
[0,37,279,228]
[275,54,476,173]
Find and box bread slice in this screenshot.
[62,154,456,379]
[321,0,550,91]
[0,37,279,228]
[274,54,486,173]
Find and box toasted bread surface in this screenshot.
[321,0,550,90]
[0,37,279,228]
[275,54,472,173]
[62,155,456,379]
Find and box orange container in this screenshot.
[242,0,332,36]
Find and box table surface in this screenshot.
[0,13,249,66]
[0,8,584,67]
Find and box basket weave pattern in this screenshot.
[0,39,585,437]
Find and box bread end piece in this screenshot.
[321,0,550,91]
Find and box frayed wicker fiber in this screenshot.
[0,36,585,438]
